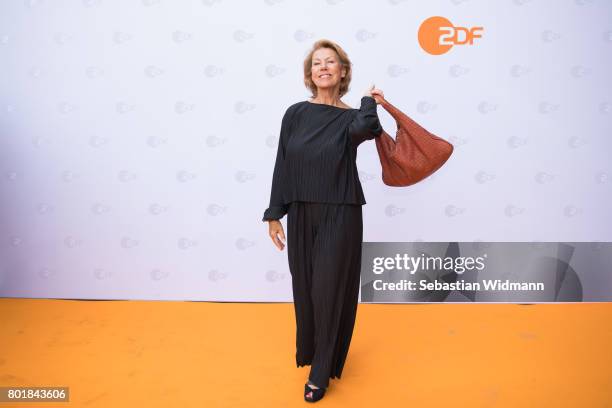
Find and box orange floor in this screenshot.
[0,298,611,407]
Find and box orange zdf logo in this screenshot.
[418,16,483,55]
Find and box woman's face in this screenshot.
[311,48,345,93]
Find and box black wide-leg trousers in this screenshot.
[286,201,363,389]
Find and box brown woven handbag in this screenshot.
[375,97,453,186]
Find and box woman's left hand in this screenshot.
[364,84,384,104]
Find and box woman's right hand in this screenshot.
[268,220,286,251]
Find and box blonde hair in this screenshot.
[303,39,353,98]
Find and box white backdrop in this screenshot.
[0,0,611,301]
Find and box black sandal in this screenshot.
[304,381,326,402]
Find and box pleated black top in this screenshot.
[262,95,383,221]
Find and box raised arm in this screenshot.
[348,96,383,147]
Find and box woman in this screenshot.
[262,39,383,402]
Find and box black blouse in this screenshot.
[262,95,383,221]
